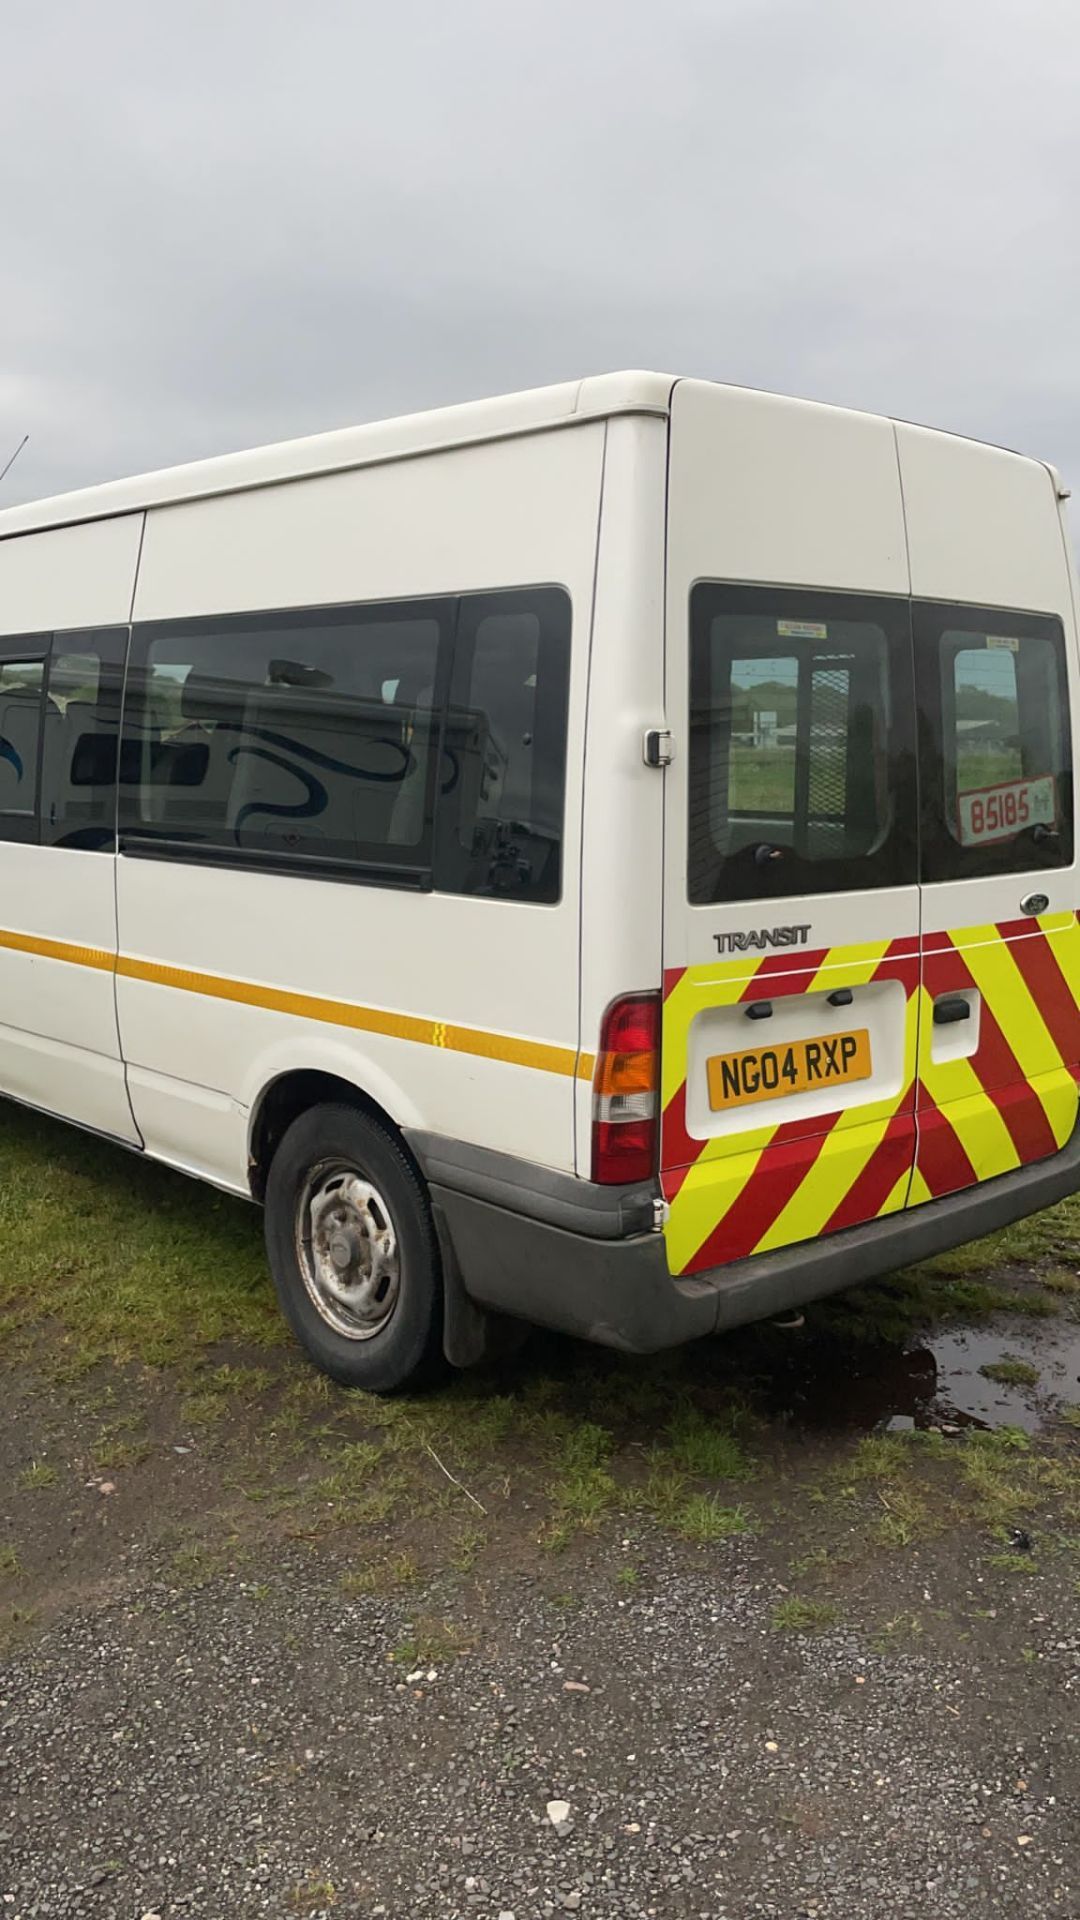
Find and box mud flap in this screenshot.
[433,1197,529,1369]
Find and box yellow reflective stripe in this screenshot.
[944,920,1007,953]
[752,1115,886,1253]
[878,1162,913,1215]
[1035,910,1078,937]
[936,1080,1019,1182]
[664,1136,770,1275]
[905,1165,934,1209]
[0,927,115,973]
[805,941,891,993]
[0,924,589,1080]
[661,958,764,1109]
[1030,1067,1079,1151]
[957,934,1061,1084]
[1043,914,1080,1006]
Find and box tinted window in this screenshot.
[915,602,1073,881]
[688,585,916,903]
[435,588,571,903]
[0,647,47,841]
[121,602,451,874]
[41,628,128,850]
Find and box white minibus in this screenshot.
[1,372,1079,1389]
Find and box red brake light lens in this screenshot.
[591,992,661,1184]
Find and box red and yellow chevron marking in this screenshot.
[912,913,1080,1203]
[662,937,920,1277]
[662,913,1080,1279]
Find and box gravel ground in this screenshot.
[3,1531,1079,1920]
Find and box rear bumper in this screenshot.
[409,1122,1080,1355]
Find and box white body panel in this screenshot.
[116,425,606,1186]
[896,423,1071,614]
[575,412,669,1172]
[0,514,144,637]
[0,519,142,1140]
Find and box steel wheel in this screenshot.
[296,1161,401,1340]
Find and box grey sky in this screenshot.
[3,0,1079,538]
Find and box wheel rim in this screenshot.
[295,1161,401,1340]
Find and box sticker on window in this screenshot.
[956,774,1055,847]
[777,620,827,640]
[986,635,1021,653]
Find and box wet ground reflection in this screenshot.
[745,1314,1080,1434]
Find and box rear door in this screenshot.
[911,602,1080,1195]
[898,426,1080,1204]
[662,383,921,1281]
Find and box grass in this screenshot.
[543,1420,618,1546]
[0,1604,39,1649]
[772,1597,839,1632]
[0,1544,23,1577]
[0,1106,282,1374]
[290,1878,338,1912]
[816,1267,1057,1346]
[666,1403,752,1481]
[674,1496,754,1542]
[958,1431,1036,1526]
[17,1461,56,1490]
[1041,1268,1080,1296]
[170,1539,237,1587]
[980,1359,1040,1388]
[91,1414,152,1470]
[872,1482,933,1550]
[391,1616,473,1665]
[3,1101,1080,1608]
[340,1551,419,1596]
[987,1552,1039,1575]
[449,1523,486,1573]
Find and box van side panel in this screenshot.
[0,517,142,1141]
[115,427,605,1190]
[0,514,143,636]
[575,414,669,1175]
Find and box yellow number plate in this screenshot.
[707,1028,872,1112]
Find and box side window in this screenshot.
[915,603,1073,881]
[0,643,48,843]
[120,602,451,877]
[687,585,916,903]
[41,628,128,850]
[434,587,571,904]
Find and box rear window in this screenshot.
[688,585,916,904]
[914,602,1073,882]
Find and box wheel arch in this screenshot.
[247,1065,421,1202]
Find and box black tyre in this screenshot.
[264,1102,444,1391]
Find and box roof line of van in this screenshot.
[0,370,679,541]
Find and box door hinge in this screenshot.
[643,727,674,768]
[652,1194,670,1232]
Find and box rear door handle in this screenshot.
[933,995,970,1026]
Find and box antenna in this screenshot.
[0,433,29,491]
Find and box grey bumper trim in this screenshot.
[404,1129,658,1239]
[431,1115,1080,1354]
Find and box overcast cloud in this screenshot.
[2,0,1079,536]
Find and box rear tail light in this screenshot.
[591,992,661,1184]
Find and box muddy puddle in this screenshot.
[746,1315,1080,1435]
